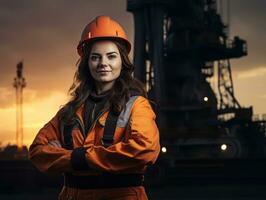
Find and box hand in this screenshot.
[48,140,62,148]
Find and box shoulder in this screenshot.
[130,96,156,119]
[131,96,153,109]
[119,95,155,122]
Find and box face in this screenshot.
[88,40,122,86]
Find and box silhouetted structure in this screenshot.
[127,0,266,166]
[13,62,26,151]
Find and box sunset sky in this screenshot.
[0,0,265,147]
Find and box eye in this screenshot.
[108,54,117,59]
[90,55,100,61]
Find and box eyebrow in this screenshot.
[90,52,118,56]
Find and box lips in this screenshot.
[97,71,111,72]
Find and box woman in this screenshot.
[29,15,160,200]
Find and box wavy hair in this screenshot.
[58,40,147,124]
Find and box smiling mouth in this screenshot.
[97,71,111,73]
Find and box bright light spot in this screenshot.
[221,144,227,151]
[161,147,167,153]
[204,97,208,102]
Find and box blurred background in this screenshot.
[0,0,266,199]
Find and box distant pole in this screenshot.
[13,62,26,150]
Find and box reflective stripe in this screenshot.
[117,96,139,127]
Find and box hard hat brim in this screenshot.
[77,37,131,57]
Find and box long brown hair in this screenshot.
[58,40,147,124]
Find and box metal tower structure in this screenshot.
[218,59,240,109]
[13,62,26,150]
[127,0,265,160]
[127,0,247,128]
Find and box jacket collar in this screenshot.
[89,89,112,102]
[75,92,111,126]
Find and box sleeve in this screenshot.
[29,113,72,175]
[74,96,160,173]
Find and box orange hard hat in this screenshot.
[77,15,131,56]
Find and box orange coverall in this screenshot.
[29,95,160,200]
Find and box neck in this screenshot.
[95,81,115,95]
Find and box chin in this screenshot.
[97,78,114,83]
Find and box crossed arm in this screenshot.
[29,97,160,174]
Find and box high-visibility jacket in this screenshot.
[29,95,160,181]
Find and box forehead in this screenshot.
[90,40,119,54]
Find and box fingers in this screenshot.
[48,140,62,148]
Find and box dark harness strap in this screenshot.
[63,123,75,150]
[101,109,120,147]
[62,119,82,150]
[101,92,140,148]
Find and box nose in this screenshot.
[99,56,108,66]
